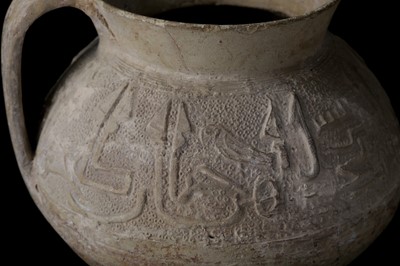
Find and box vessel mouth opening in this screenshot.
[103,0,337,25]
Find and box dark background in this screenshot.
[1,0,398,265]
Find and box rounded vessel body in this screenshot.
[2,0,400,265]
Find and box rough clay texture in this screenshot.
[2,0,400,265]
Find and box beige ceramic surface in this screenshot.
[2,0,400,265]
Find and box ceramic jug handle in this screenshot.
[2,0,97,178]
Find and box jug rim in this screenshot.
[100,0,340,31]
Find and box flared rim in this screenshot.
[101,0,341,30]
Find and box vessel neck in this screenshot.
[94,0,340,78]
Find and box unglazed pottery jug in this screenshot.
[2,0,400,265]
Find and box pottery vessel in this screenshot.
[2,0,400,265]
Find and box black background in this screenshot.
[1,0,398,265]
